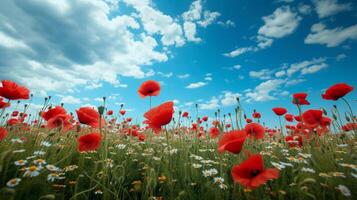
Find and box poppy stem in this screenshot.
[149,96,152,109]
[341,97,355,123]
[278,116,284,135]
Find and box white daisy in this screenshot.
[14,159,27,166]
[23,165,42,177]
[6,178,21,187]
[336,185,351,197]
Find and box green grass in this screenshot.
[0,126,356,200]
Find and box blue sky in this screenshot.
[0,0,356,127]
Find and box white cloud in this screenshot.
[183,21,201,42]
[223,46,257,57]
[197,11,221,27]
[305,23,357,47]
[249,69,273,80]
[199,97,219,110]
[245,79,286,102]
[204,76,212,81]
[221,91,241,106]
[275,70,286,77]
[286,78,306,86]
[286,57,327,76]
[182,0,202,21]
[224,6,300,57]
[60,95,81,104]
[233,64,241,70]
[298,4,312,15]
[301,63,328,74]
[186,81,207,89]
[217,20,236,28]
[313,0,352,18]
[124,0,185,47]
[336,53,346,61]
[177,73,190,79]
[258,6,301,38]
[257,35,273,49]
[0,0,170,93]
[157,72,173,78]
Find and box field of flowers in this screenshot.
[0,80,356,200]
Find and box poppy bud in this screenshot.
[61,103,64,107]
[120,104,124,108]
[332,113,337,120]
[236,97,240,103]
[97,106,105,116]
[48,96,52,99]
[322,108,327,115]
[333,105,337,109]
[345,114,350,122]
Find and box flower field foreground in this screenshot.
[0,80,356,200]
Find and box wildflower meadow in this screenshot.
[0,80,356,200]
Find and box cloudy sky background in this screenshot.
[0,0,356,126]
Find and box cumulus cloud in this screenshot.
[313,0,352,18]
[258,6,301,38]
[221,91,241,106]
[245,79,286,102]
[183,22,201,42]
[305,23,357,47]
[0,0,170,93]
[224,6,301,57]
[60,95,81,104]
[186,81,207,89]
[286,57,327,76]
[249,69,273,80]
[199,97,219,110]
[177,73,190,79]
[223,46,257,57]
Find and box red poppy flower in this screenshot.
[0,97,10,109]
[231,154,279,189]
[252,112,261,119]
[244,123,265,140]
[209,127,220,139]
[0,127,8,141]
[294,115,301,122]
[0,80,30,100]
[126,117,132,122]
[342,123,357,132]
[42,106,67,121]
[292,93,310,105]
[138,80,161,98]
[137,134,146,141]
[246,118,252,123]
[144,101,174,133]
[202,116,208,122]
[119,110,126,115]
[302,109,323,128]
[77,132,102,152]
[225,124,231,128]
[272,107,287,116]
[76,107,103,128]
[47,114,73,131]
[212,120,219,126]
[284,114,294,122]
[7,118,20,126]
[182,111,189,118]
[106,110,113,115]
[218,130,246,154]
[322,83,354,101]
[320,116,332,127]
[285,134,303,148]
[12,111,19,117]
